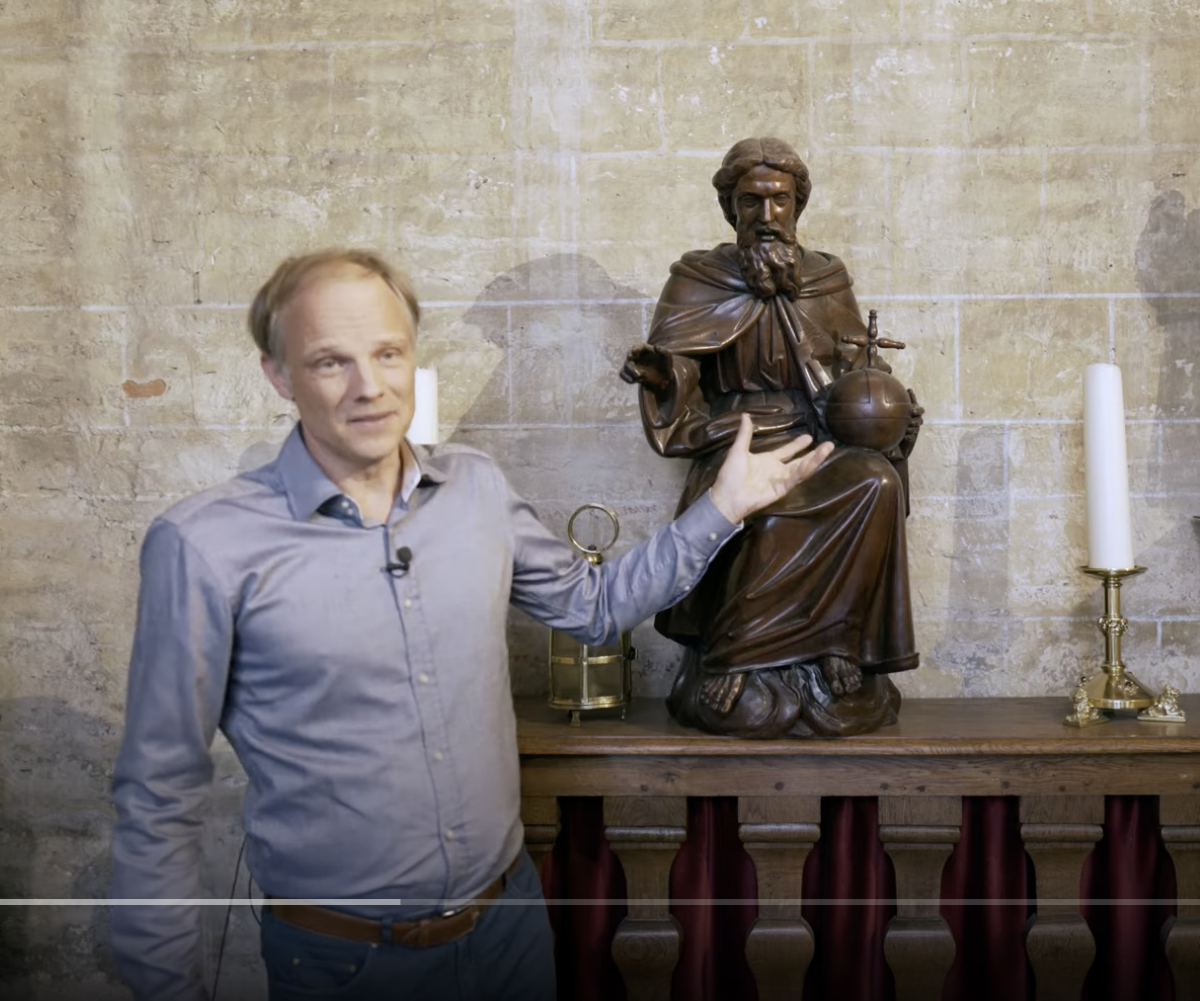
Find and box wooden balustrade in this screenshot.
[737,795,820,1000]
[1160,793,1200,1001]
[518,695,1200,1000]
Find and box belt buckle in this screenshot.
[439,904,466,920]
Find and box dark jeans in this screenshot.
[260,852,555,1001]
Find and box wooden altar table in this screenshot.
[516,695,1200,1001]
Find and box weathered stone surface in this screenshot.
[418,304,510,429]
[801,151,892,296]
[330,44,511,155]
[1006,496,1094,618]
[905,0,1095,34]
[61,155,202,307]
[509,302,643,425]
[575,155,727,295]
[0,50,122,157]
[521,46,661,153]
[890,151,1047,296]
[123,307,285,429]
[1146,38,1200,146]
[1046,153,1161,295]
[870,300,956,420]
[85,0,250,47]
[198,154,390,304]
[812,41,966,149]
[0,0,77,48]
[996,616,1098,697]
[1007,424,1083,501]
[0,310,126,429]
[596,1,748,41]
[965,40,1143,148]
[959,298,1109,420]
[1090,0,1200,34]
[910,421,1004,493]
[394,155,520,300]
[659,44,809,149]
[451,425,688,508]
[249,0,433,43]
[117,50,330,156]
[745,0,900,37]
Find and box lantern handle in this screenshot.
[567,503,621,564]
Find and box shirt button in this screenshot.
[418,673,430,685]
[708,531,719,541]
[444,829,455,841]
[403,598,413,609]
[433,750,444,762]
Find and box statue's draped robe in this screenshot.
[640,244,918,737]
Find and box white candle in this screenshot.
[1083,363,1134,569]
[408,367,439,445]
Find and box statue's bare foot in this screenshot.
[698,673,746,714]
[820,655,862,697]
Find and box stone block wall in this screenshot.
[1,0,1198,995]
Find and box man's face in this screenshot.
[733,165,799,247]
[262,269,417,483]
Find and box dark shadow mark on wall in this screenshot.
[452,254,686,696]
[1136,190,1200,417]
[1131,191,1200,622]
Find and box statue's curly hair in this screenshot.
[712,137,812,227]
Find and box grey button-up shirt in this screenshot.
[110,426,737,1000]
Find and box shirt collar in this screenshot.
[276,424,448,522]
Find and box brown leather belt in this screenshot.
[268,854,521,949]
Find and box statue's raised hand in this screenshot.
[898,389,924,459]
[620,344,673,397]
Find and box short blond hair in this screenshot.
[249,249,420,366]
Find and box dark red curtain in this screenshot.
[542,795,1177,1001]
[801,796,896,1001]
[940,796,1034,1001]
[1080,796,1176,1001]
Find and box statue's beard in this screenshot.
[737,231,801,300]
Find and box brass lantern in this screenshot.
[547,504,635,725]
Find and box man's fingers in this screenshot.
[732,412,754,452]
[767,433,812,462]
[784,441,834,484]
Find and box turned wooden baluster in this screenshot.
[1020,795,1104,1001]
[520,795,561,885]
[879,796,961,1001]
[1159,794,1200,1001]
[604,796,687,1001]
[737,795,821,1001]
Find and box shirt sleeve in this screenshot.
[110,519,235,1001]
[506,471,739,645]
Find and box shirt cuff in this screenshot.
[675,488,743,549]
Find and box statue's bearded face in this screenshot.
[732,165,802,300]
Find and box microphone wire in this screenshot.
[211,834,247,1001]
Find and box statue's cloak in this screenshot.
[638,243,918,678]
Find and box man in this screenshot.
[621,137,922,739]
[110,248,833,1001]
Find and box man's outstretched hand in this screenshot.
[709,414,835,524]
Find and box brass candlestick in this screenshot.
[1065,566,1185,726]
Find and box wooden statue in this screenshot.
[621,137,923,738]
